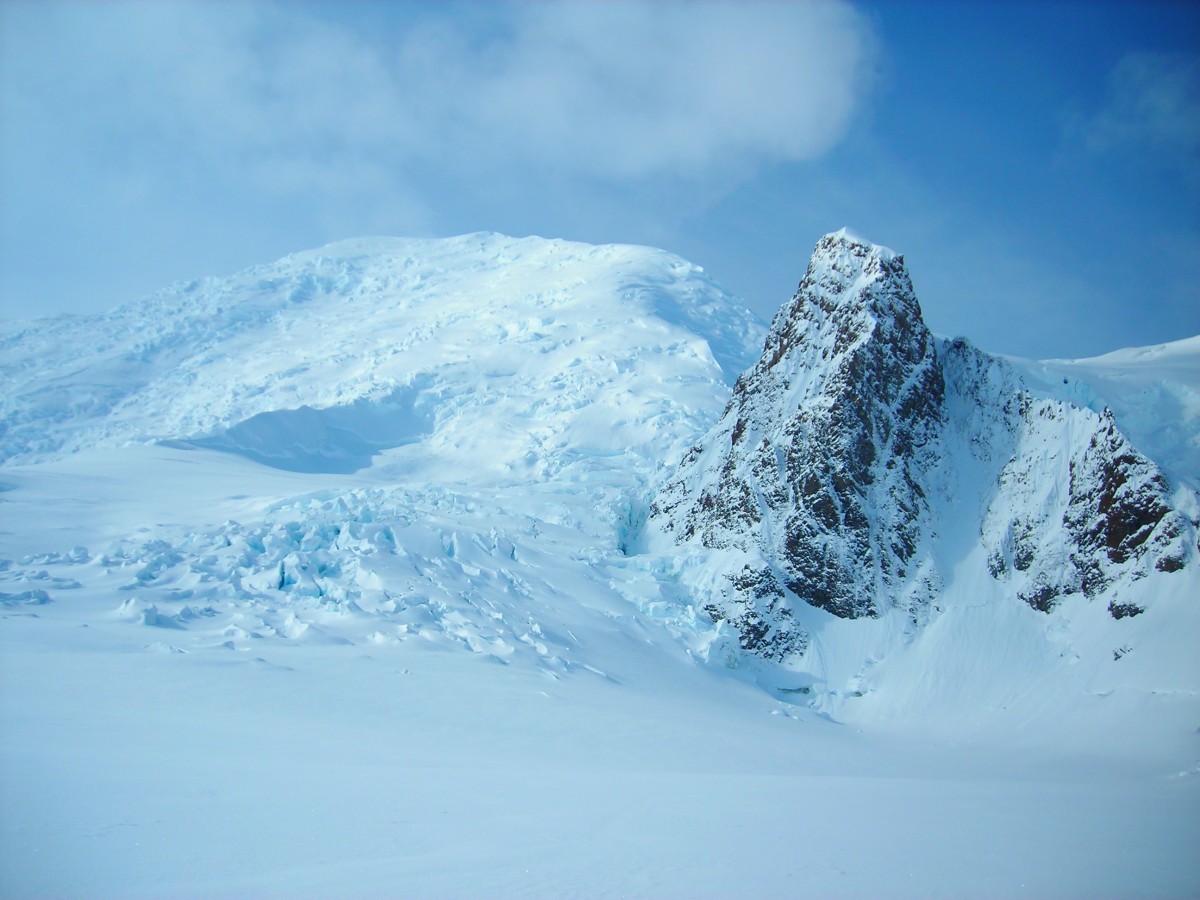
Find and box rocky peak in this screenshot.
[758,230,924,384]
[650,231,946,655]
[775,228,905,316]
[983,400,1190,612]
[650,230,1195,669]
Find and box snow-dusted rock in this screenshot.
[649,231,946,655]
[649,231,1196,662]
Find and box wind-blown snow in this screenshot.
[2,233,1197,897]
[1011,335,1200,492]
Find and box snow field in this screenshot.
[2,233,1198,896]
[4,567,1198,898]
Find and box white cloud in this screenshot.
[1082,52,1200,163]
[0,0,875,317]
[3,0,875,186]
[417,1,876,179]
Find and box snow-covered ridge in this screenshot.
[648,230,1197,724]
[0,232,765,475]
[1007,335,1200,493]
[825,226,899,261]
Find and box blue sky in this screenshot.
[2,0,1196,359]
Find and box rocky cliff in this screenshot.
[648,230,1193,662]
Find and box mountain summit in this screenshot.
[649,231,946,649]
[647,230,1194,678]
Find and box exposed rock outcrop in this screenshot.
[651,230,947,655]
[650,230,1193,660]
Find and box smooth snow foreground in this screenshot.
[1,234,1197,897]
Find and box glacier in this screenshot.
[1,231,1197,897]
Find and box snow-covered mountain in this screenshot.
[646,230,1197,733]
[649,231,949,645]
[2,231,1197,896]
[0,233,761,475]
[648,230,1193,660]
[1,231,772,700]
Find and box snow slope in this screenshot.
[2,233,1198,897]
[1013,335,1200,493]
[0,233,761,475]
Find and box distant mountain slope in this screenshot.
[0,232,770,737]
[0,233,764,478]
[1012,336,1200,493]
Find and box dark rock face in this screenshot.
[1068,414,1176,561]
[650,231,946,653]
[1065,411,1184,595]
[709,566,807,661]
[981,396,1189,613]
[1108,600,1144,619]
[650,230,1193,663]
[741,234,946,622]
